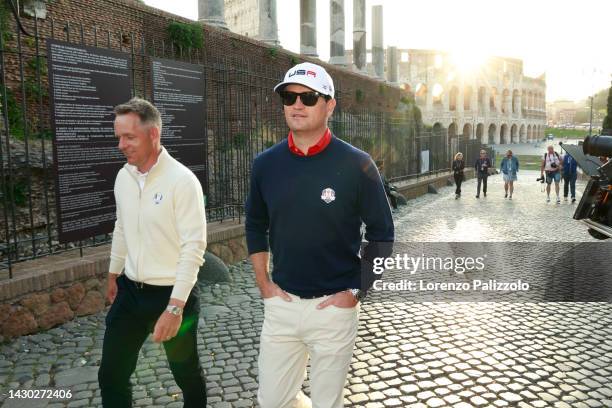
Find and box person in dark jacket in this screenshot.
[377,160,398,209]
[474,149,492,198]
[562,152,578,203]
[452,152,465,199]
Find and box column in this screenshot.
[386,46,398,84]
[258,0,279,45]
[198,0,228,29]
[300,0,317,57]
[457,86,464,114]
[329,0,346,65]
[353,0,366,73]
[371,5,384,78]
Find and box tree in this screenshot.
[603,81,612,135]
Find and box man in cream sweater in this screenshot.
[98,98,207,407]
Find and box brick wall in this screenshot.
[36,0,407,112]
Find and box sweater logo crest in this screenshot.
[153,192,163,204]
[320,188,336,204]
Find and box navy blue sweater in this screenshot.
[245,135,395,297]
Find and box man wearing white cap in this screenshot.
[245,62,394,407]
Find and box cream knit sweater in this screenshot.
[109,147,207,302]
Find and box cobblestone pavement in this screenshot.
[1,170,611,408]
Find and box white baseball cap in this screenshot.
[274,62,335,99]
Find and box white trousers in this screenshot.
[257,293,359,408]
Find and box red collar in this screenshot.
[287,129,332,156]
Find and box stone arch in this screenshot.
[449,86,459,111]
[478,86,486,112]
[415,83,428,105]
[462,123,472,140]
[488,123,497,145]
[490,87,497,111]
[463,86,473,111]
[500,124,510,144]
[527,125,532,141]
[448,122,459,157]
[432,84,444,106]
[519,124,526,143]
[432,122,444,137]
[476,123,485,144]
[512,90,519,114]
[510,124,518,143]
[502,89,510,114]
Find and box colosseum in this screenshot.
[399,49,547,148]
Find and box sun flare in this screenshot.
[450,50,489,74]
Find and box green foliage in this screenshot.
[0,85,24,138]
[412,104,422,124]
[290,56,299,65]
[267,47,278,58]
[545,127,588,139]
[355,88,365,103]
[1,177,27,207]
[264,140,275,149]
[167,21,204,51]
[378,84,386,95]
[0,2,12,43]
[233,133,247,148]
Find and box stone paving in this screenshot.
[1,170,611,408]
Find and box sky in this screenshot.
[143,0,612,103]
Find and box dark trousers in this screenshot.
[454,173,463,195]
[563,172,577,198]
[98,275,206,408]
[476,173,488,196]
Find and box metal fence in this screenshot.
[0,14,488,276]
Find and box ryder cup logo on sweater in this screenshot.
[153,192,163,205]
[320,188,336,204]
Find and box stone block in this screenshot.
[208,243,234,265]
[50,287,67,303]
[75,291,105,316]
[65,283,86,309]
[37,301,74,331]
[20,293,51,316]
[227,238,248,263]
[198,252,231,284]
[84,278,101,291]
[1,306,37,338]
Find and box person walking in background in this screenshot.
[377,160,398,209]
[562,151,578,203]
[540,145,563,204]
[500,150,519,200]
[452,152,465,199]
[474,149,492,198]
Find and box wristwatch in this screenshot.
[349,288,366,302]
[165,305,183,316]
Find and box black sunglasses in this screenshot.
[279,90,330,107]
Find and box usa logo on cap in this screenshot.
[321,188,336,204]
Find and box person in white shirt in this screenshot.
[540,145,563,204]
[98,98,207,407]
